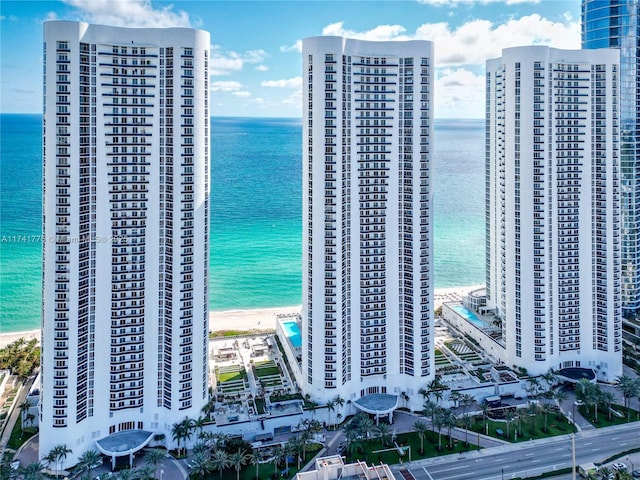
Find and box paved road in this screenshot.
[389,422,640,480]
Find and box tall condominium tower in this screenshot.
[302,37,434,412]
[582,1,640,331]
[41,21,209,465]
[485,46,623,380]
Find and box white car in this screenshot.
[612,462,627,471]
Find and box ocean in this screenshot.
[0,114,485,333]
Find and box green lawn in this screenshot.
[254,363,281,378]
[342,430,474,466]
[202,444,323,480]
[7,419,37,450]
[577,404,640,428]
[470,412,575,443]
[217,368,247,383]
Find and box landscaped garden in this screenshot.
[469,406,576,443]
[215,365,248,395]
[253,360,283,389]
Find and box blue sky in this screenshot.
[1,0,581,118]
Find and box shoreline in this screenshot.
[0,284,483,348]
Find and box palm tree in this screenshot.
[249,449,265,480]
[271,445,285,477]
[211,449,231,480]
[229,450,249,480]
[189,452,211,480]
[423,400,439,424]
[77,449,102,480]
[136,464,155,480]
[459,413,474,448]
[480,402,491,435]
[418,387,429,402]
[193,415,207,437]
[449,390,461,408]
[19,398,34,428]
[600,390,616,421]
[375,422,392,447]
[116,468,137,480]
[460,394,476,413]
[171,417,194,456]
[326,398,336,428]
[432,409,445,451]
[336,412,343,428]
[49,444,72,478]
[343,428,361,458]
[525,378,541,398]
[413,420,428,454]
[145,448,166,479]
[298,428,312,461]
[541,369,557,397]
[553,388,568,421]
[504,409,516,440]
[540,403,553,433]
[442,410,457,448]
[614,375,638,421]
[432,389,444,406]
[18,462,45,480]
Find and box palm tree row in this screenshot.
[577,377,639,423]
[324,395,345,429]
[613,374,640,421]
[182,427,320,480]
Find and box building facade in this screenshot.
[41,21,209,465]
[582,0,640,344]
[485,46,623,380]
[302,37,434,410]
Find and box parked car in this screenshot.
[336,442,347,455]
[631,469,640,478]
[612,463,627,471]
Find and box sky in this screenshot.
[1,0,582,118]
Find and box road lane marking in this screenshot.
[422,467,435,480]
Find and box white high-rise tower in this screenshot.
[302,37,434,412]
[41,21,210,466]
[486,46,623,380]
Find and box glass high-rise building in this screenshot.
[582,1,640,318]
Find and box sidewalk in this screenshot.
[0,376,34,453]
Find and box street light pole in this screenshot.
[571,433,576,480]
[501,467,504,480]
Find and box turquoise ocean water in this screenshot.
[0,114,484,333]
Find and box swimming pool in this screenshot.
[283,321,302,348]
[451,304,489,329]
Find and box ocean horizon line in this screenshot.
[0,112,485,121]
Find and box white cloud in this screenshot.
[322,22,407,41]
[255,65,269,72]
[261,77,302,89]
[62,0,191,28]
[280,40,302,53]
[316,14,579,66]
[418,0,538,4]
[435,68,485,118]
[232,91,251,98]
[211,81,243,92]
[211,45,269,76]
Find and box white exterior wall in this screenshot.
[41,21,209,466]
[486,46,623,380]
[302,37,434,412]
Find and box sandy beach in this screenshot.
[0,284,483,348]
